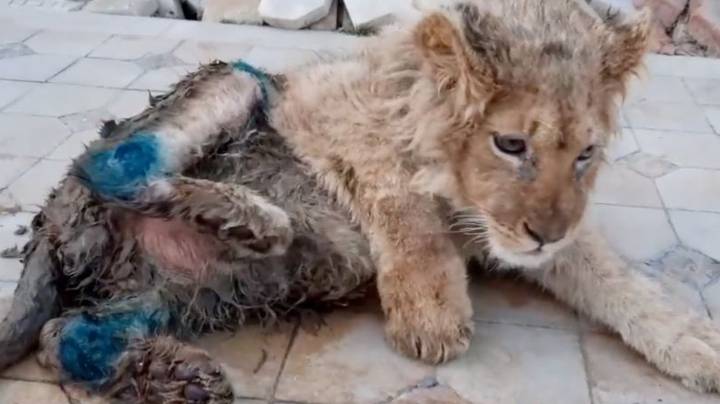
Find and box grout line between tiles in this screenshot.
[269,321,300,404]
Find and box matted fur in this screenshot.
[2,1,720,402]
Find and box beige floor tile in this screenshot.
[657,169,720,212]
[128,65,194,92]
[24,30,109,57]
[669,210,720,261]
[242,47,319,74]
[89,35,179,60]
[634,129,720,169]
[590,204,677,261]
[437,323,590,404]
[0,379,69,404]
[684,78,720,105]
[0,80,38,110]
[705,106,720,135]
[1,354,57,383]
[0,113,71,158]
[275,304,434,404]
[469,274,578,331]
[50,58,143,88]
[626,75,694,105]
[0,156,37,189]
[4,159,70,210]
[5,83,117,117]
[605,128,639,161]
[592,163,663,208]
[173,40,251,65]
[583,333,720,404]
[624,101,714,133]
[46,129,98,161]
[196,323,295,400]
[645,54,720,80]
[105,89,150,119]
[0,53,76,82]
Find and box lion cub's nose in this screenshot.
[523,221,566,246]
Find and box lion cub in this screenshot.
[272,0,720,393]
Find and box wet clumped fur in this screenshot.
[5,1,720,403]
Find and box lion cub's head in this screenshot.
[410,1,650,267]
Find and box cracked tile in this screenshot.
[657,169,720,212]
[669,210,720,262]
[0,80,38,110]
[0,113,71,158]
[5,83,117,117]
[89,35,179,60]
[0,23,37,45]
[634,129,720,170]
[0,43,34,59]
[590,204,677,262]
[704,106,720,135]
[3,159,70,210]
[24,30,109,56]
[648,247,720,290]
[621,152,678,178]
[196,323,295,400]
[0,53,76,81]
[0,155,37,189]
[469,274,578,331]
[583,333,720,404]
[592,163,663,208]
[437,323,589,404]
[47,129,99,160]
[275,302,433,404]
[50,58,143,88]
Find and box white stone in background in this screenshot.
[156,0,184,18]
[83,0,158,17]
[203,0,262,24]
[259,0,332,30]
[344,0,395,29]
[309,0,337,30]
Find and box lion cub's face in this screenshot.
[414,2,650,267]
[454,92,601,268]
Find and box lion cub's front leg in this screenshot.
[529,228,720,393]
[370,195,473,364]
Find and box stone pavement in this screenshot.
[1,5,720,404]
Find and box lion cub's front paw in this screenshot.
[664,319,720,393]
[384,303,474,364]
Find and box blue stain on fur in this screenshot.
[58,308,169,386]
[232,59,271,105]
[79,133,164,199]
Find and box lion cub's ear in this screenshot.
[414,11,494,101]
[599,9,652,92]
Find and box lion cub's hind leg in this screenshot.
[37,302,233,404]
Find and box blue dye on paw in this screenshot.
[58,308,169,386]
[231,59,271,105]
[78,133,164,199]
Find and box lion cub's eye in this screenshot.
[493,133,527,156]
[577,145,595,162]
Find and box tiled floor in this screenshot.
[1,5,720,404]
